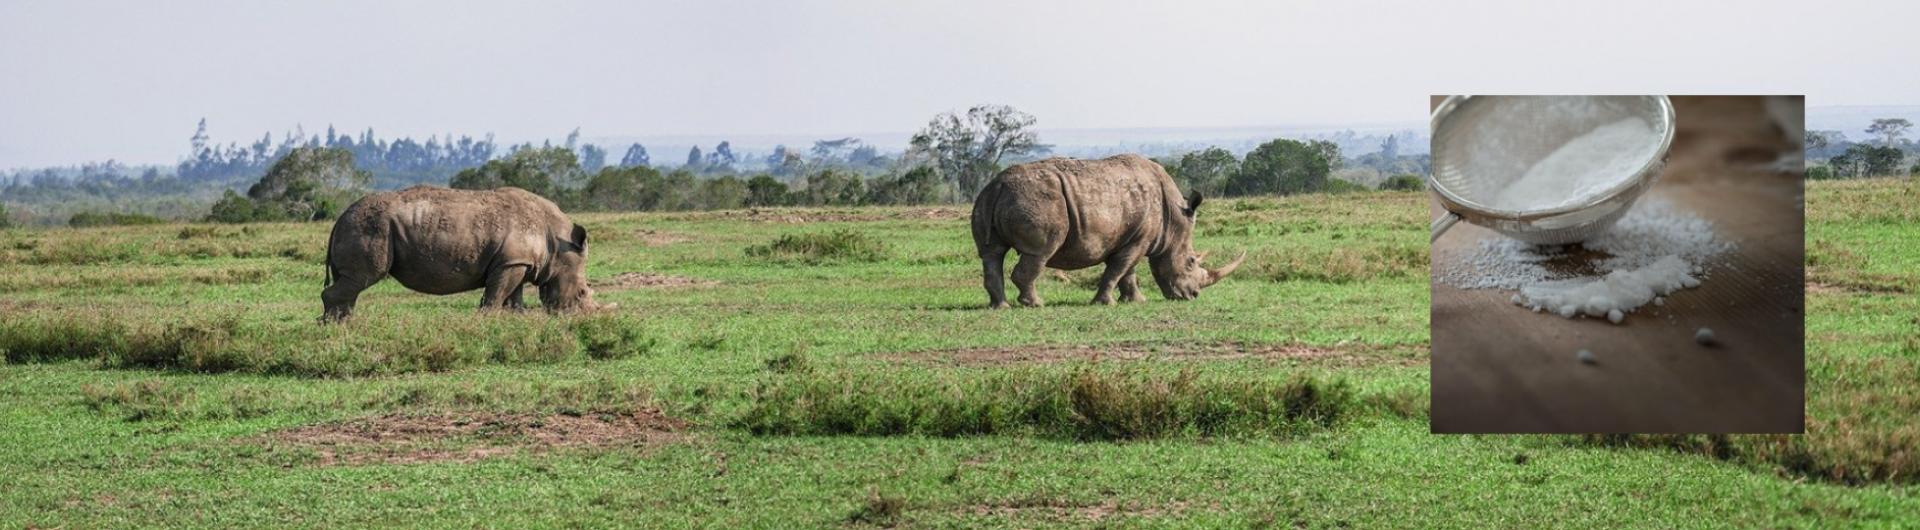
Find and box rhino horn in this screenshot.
[1204,251,1247,287]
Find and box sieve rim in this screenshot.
[1427,95,1675,223]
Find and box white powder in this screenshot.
[1438,197,1734,322]
[1517,255,1698,320]
[1488,118,1660,211]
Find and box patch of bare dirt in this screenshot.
[964,497,1207,523]
[635,229,691,247]
[884,342,1425,367]
[698,207,968,224]
[1807,279,1909,295]
[0,299,45,314]
[593,272,717,290]
[262,409,688,466]
[1807,282,1845,295]
[898,207,967,221]
[737,209,874,223]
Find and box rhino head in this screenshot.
[539,224,609,312]
[1149,192,1247,300]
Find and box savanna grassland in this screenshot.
[1,182,1915,528]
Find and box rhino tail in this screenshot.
[970,181,999,256]
[321,222,339,288]
[322,239,335,287]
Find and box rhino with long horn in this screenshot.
[970,154,1247,308]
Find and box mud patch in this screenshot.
[261,409,688,466]
[0,299,46,314]
[593,272,717,290]
[635,229,691,247]
[1807,279,1909,295]
[885,342,1424,367]
[963,497,1207,523]
[698,207,967,224]
[897,207,967,221]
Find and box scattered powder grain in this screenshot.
[1694,327,1717,346]
[1439,198,1734,322]
[1517,255,1698,320]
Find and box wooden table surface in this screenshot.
[1429,96,1806,434]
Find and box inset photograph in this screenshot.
[1429,96,1805,434]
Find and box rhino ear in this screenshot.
[1182,192,1203,218]
[570,224,588,251]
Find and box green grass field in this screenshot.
[1,181,1915,528]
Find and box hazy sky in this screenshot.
[3,0,1916,168]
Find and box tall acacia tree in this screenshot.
[908,105,1047,200]
[1866,118,1912,147]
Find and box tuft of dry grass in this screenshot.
[734,365,1353,441]
[1575,354,1920,485]
[81,376,661,422]
[1258,243,1426,284]
[2,310,663,378]
[744,230,890,263]
[845,490,907,527]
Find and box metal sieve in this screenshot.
[1428,95,1675,245]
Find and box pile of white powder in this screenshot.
[1488,117,1661,211]
[1438,197,1733,323]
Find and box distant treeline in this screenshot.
[1807,119,1920,179]
[202,137,1423,225]
[3,105,1437,226]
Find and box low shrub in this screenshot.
[1259,243,1426,284]
[745,230,889,263]
[81,380,197,422]
[734,366,1353,440]
[0,317,130,363]
[572,315,655,360]
[68,212,165,228]
[1380,174,1425,191]
[1,311,653,378]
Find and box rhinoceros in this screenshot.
[321,186,606,321]
[970,154,1245,308]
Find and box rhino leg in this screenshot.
[981,244,1012,309]
[478,265,530,312]
[505,283,528,311]
[322,280,370,322]
[1011,252,1049,307]
[1118,265,1147,303]
[1091,257,1134,305]
[1094,255,1147,305]
[321,237,389,323]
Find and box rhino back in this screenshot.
[335,186,566,294]
[982,155,1176,268]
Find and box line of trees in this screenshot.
[6,104,1438,227]
[1808,118,1919,179]
[179,119,498,188]
[1158,137,1423,197]
[439,146,946,213]
[191,105,1427,224]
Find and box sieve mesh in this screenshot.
[1429,95,1675,245]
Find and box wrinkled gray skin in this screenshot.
[971,154,1245,308]
[321,186,607,321]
